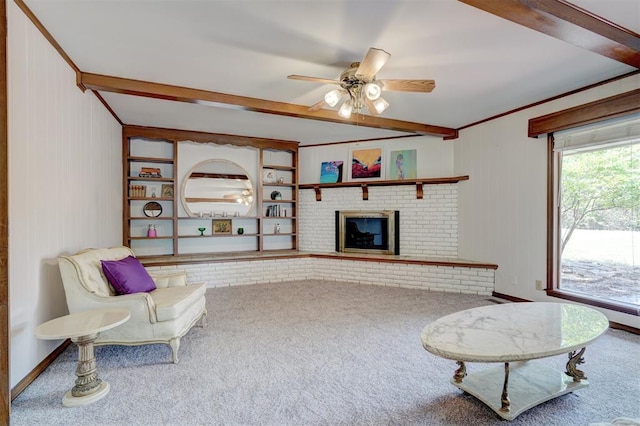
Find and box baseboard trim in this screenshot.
[11,339,71,401]
[608,322,640,335]
[491,291,529,303]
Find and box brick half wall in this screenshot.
[146,257,494,296]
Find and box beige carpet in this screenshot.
[11,280,640,425]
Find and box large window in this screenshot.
[551,116,639,314]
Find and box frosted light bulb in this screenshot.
[338,100,353,119]
[364,83,382,100]
[324,89,342,107]
[372,97,389,114]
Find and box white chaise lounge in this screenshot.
[58,246,207,363]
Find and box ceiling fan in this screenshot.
[287,47,435,119]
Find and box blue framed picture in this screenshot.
[319,161,343,183]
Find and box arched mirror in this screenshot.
[181,159,254,217]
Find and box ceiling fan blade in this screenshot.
[355,48,391,80]
[380,79,436,93]
[308,99,327,111]
[287,75,341,85]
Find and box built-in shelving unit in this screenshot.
[124,129,177,257]
[260,147,298,251]
[123,125,299,258]
[299,176,469,201]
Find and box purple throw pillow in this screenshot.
[101,255,156,295]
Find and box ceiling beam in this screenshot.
[80,73,458,139]
[459,0,640,68]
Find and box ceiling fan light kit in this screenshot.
[288,47,435,119]
[372,97,389,114]
[338,100,353,119]
[364,82,382,100]
[324,89,343,107]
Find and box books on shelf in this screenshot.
[139,167,162,178]
[265,205,287,217]
[129,184,147,198]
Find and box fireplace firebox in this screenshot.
[336,210,399,255]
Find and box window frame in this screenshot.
[546,134,639,316]
[531,88,640,317]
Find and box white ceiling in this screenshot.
[23,0,640,145]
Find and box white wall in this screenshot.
[8,1,122,388]
[455,74,640,328]
[298,136,453,184]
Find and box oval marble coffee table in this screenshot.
[35,308,130,407]
[421,302,608,420]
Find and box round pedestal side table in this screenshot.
[35,308,130,407]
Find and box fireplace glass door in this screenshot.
[337,210,399,255]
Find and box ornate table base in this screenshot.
[34,309,130,408]
[62,333,110,407]
[451,360,589,421]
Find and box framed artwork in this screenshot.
[161,184,174,198]
[319,161,343,183]
[212,219,232,234]
[389,149,417,180]
[350,148,383,180]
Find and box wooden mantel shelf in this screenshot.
[299,176,469,201]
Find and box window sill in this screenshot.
[547,290,639,316]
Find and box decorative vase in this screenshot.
[237,228,244,235]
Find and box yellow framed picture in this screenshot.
[212,219,232,234]
[350,147,383,180]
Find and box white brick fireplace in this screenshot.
[298,184,458,257]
